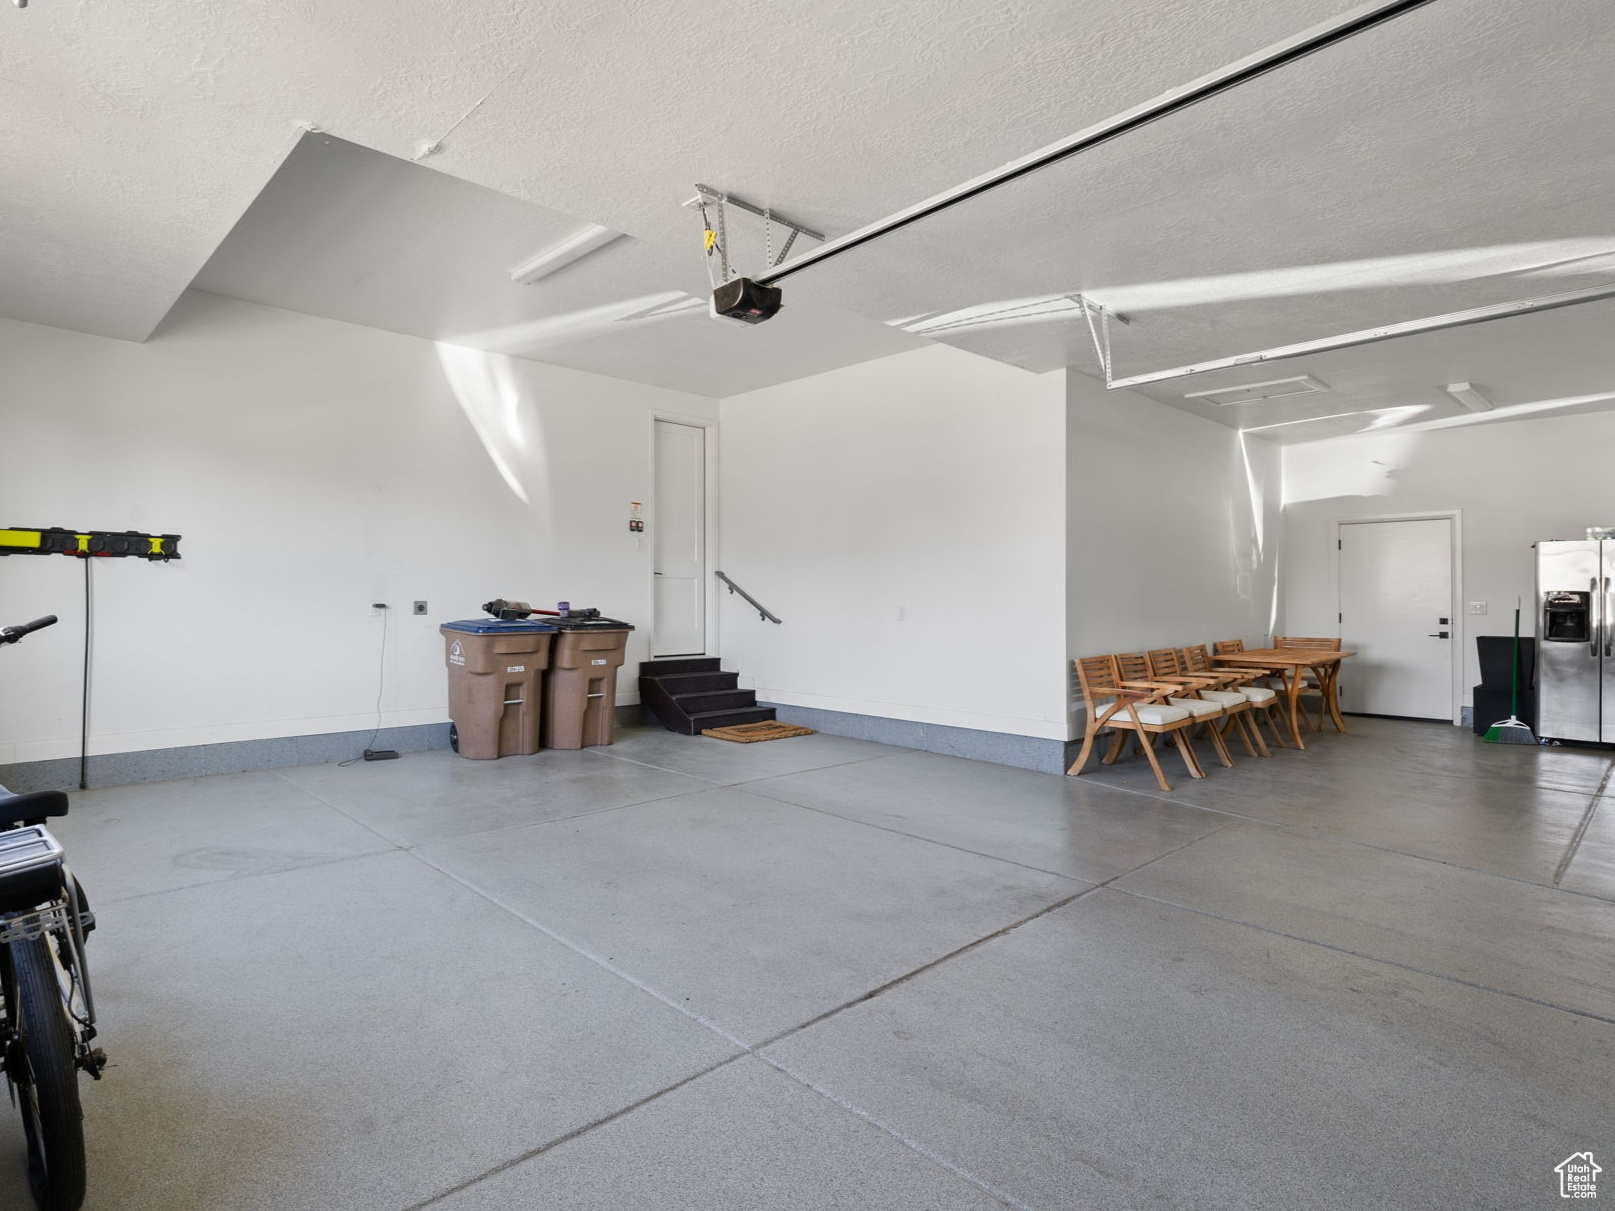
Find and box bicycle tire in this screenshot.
[12,935,85,1211]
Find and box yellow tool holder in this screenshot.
[0,526,181,561]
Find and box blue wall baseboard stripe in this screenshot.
[760,703,1073,775]
[0,705,1066,791]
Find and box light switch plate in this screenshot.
[1468,601,1487,615]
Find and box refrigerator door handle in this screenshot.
[1595,581,1608,665]
[1594,578,1602,659]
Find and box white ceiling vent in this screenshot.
[1184,375,1330,407]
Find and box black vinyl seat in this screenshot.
[0,789,70,828]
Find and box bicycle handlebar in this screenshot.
[0,615,59,646]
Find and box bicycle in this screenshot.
[1,614,105,1211]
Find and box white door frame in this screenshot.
[649,411,718,658]
[1333,511,1463,725]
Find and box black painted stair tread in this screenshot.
[673,689,758,712]
[654,672,740,694]
[686,707,777,730]
[640,657,721,676]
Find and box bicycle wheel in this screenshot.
[12,936,85,1211]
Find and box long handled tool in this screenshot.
[1482,600,1537,745]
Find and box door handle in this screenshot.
[1595,578,1602,659]
[1427,631,1450,639]
[1605,577,1612,658]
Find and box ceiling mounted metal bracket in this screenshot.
[772,226,800,268]
[1075,295,1122,384]
[687,184,824,293]
[684,184,826,243]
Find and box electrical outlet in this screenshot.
[413,600,428,616]
[1468,601,1487,615]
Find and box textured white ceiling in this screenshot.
[188,134,921,397]
[0,0,1342,343]
[4,0,1614,430]
[778,0,1615,438]
[1163,296,1615,440]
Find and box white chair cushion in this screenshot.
[1197,689,1247,706]
[1240,686,1278,704]
[1093,701,1191,726]
[1168,697,1223,717]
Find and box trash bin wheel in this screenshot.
[449,723,459,754]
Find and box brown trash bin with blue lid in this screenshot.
[440,619,557,759]
[542,618,635,749]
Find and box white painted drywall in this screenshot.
[1065,374,1282,730]
[717,346,1068,739]
[1281,410,1615,707]
[0,291,715,764]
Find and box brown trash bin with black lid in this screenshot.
[542,619,635,749]
[440,619,557,759]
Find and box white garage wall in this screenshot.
[717,345,1068,740]
[1066,374,1282,728]
[1281,410,1615,707]
[0,291,715,764]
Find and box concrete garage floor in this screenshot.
[2,717,1611,1210]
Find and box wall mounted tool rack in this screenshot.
[0,527,181,560]
[1,526,182,790]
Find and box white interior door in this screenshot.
[652,420,706,657]
[1338,518,1455,719]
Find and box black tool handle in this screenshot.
[0,614,59,645]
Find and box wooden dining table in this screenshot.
[1213,648,1355,750]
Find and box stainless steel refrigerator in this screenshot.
[1537,540,1615,742]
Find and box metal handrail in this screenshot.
[715,571,782,624]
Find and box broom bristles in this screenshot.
[1482,716,1537,745]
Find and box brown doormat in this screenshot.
[701,721,817,743]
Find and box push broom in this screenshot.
[1482,599,1537,745]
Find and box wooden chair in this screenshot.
[1068,654,1205,791]
[1184,644,1286,751]
[1274,636,1342,730]
[1114,651,1236,770]
[1145,647,1258,760]
[1214,639,1313,731]
[1214,639,1292,697]
[1212,637,1253,656]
